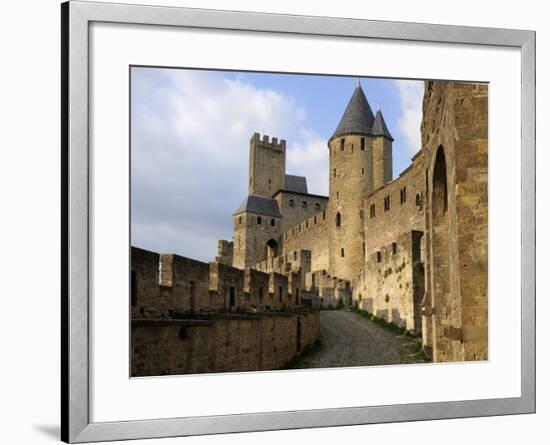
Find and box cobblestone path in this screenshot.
[289,310,427,369]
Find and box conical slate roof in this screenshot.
[372,109,394,141]
[330,85,375,141]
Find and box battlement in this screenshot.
[251,248,350,307]
[252,248,310,275]
[215,240,233,265]
[131,246,305,318]
[251,132,286,151]
[282,209,328,245]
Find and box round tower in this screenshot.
[327,83,393,282]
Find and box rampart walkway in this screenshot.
[289,310,426,369]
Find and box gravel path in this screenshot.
[289,310,426,369]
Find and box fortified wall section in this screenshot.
[131,246,320,376]
[363,152,425,258]
[253,246,351,308]
[274,191,329,233]
[132,310,320,376]
[131,246,307,318]
[421,81,488,362]
[216,240,233,265]
[281,210,329,272]
[354,230,424,333]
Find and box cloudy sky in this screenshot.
[131,67,424,262]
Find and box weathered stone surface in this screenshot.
[420,81,488,362]
[131,310,320,376]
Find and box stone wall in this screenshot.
[158,253,212,314]
[281,211,329,272]
[274,191,328,233]
[131,246,320,375]
[216,240,233,265]
[132,309,320,376]
[421,81,488,362]
[353,230,424,333]
[252,248,351,308]
[131,247,163,318]
[363,152,425,258]
[132,246,305,316]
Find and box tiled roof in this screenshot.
[284,175,308,194]
[331,85,375,140]
[234,195,281,217]
[372,109,394,141]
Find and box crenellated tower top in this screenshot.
[248,132,286,198]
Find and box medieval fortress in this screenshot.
[131,80,488,375]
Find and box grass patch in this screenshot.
[351,306,420,339]
[351,307,428,362]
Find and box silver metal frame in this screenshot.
[61,1,536,442]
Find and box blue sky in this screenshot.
[131,67,424,261]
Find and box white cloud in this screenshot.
[287,129,329,196]
[394,80,424,156]
[131,69,324,262]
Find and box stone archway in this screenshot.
[431,145,451,360]
[266,239,279,260]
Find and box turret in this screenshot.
[327,83,377,281]
[371,108,393,190]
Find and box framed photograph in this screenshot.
[61,0,535,442]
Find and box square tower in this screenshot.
[249,133,286,197]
